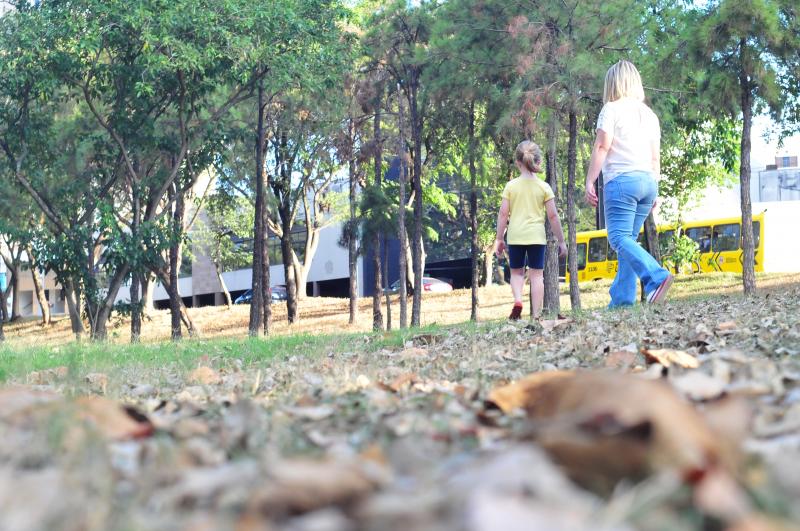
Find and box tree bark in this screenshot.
[566,110,581,311]
[397,85,408,329]
[249,80,267,336]
[409,83,423,327]
[739,40,756,296]
[348,117,359,326]
[215,262,233,308]
[9,265,20,321]
[383,238,392,330]
[169,191,184,341]
[29,261,51,326]
[468,102,480,322]
[90,265,131,341]
[64,280,85,341]
[142,272,155,315]
[279,207,299,324]
[372,90,384,331]
[543,115,561,316]
[483,245,494,287]
[154,268,197,336]
[130,274,141,343]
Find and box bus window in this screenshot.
[659,229,675,256]
[685,226,712,253]
[743,221,761,249]
[577,242,587,271]
[588,237,607,263]
[712,223,740,252]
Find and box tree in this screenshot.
[691,0,800,296]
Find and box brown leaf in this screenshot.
[671,372,727,401]
[85,372,108,394]
[693,467,752,522]
[387,373,418,393]
[605,350,638,370]
[284,405,335,421]
[716,321,739,335]
[642,348,700,369]
[485,371,574,413]
[26,366,69,385]
[490,371,736,494]
[73,396,154,440]
[248,458,385,516]
[189,366,222,385]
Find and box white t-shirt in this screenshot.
[596,98,660,183]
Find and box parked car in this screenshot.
[234,285,288,305]
[385,277,453,295]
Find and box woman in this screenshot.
[496,140,567,320]
[585,60,673,307]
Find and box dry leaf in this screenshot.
[85,372,108,394]
[671,372,727,401]
[189,366,222,385]
[489,371,736,494]
[73,396,154,440]
[284,405,335,421]
[605,350,638,370]
[642,348,700,369]
[693,467,752,522]
[249,458,385,516]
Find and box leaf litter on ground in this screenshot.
[0,280,799,530]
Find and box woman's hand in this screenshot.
[650,196,660,215]
[558,241,567,258]
[585,179,598,207]
[494,239,506,258]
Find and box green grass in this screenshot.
[0,320,488,383]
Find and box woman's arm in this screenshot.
[494,198,510,257]
[651,131,661,213]
[585,129,612,207]
[545,199,567,258]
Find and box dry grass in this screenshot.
[4,272,799,348]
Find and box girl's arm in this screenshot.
[585,129,612,207]
[545,199,567,258]
[494,198,510,257]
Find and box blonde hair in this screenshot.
[515,140,543,173]
[603,60,645,103]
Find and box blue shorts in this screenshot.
[507,244,546,270]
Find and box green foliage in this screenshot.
[663,233,701,274]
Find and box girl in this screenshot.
[585,59,673,307]
[495,141,567,321]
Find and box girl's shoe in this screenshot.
[509,303,523,320]
[647,274,674,304]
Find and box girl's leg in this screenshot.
[528,268,544,319]
[605,174,670,303]
[510,268,525,304]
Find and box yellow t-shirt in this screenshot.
[501,176,555,245]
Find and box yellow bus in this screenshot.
[562,204,796,282]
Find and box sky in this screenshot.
[751,115,800,170]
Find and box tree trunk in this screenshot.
[566,110,581,311]
[348,117,359,325]
[409,83,423,327]
[9,265,19,321]
[543,115,561,316]
[154,268,198,336]
[64,280,85,341]
[383,237,392,330]
[260,192,271,336]
[142,272,155,315]
[739,41,756,296]
[397,85,408,329]
[468,102,479,321]
[279,209,299,324]
[130,274,141,343]
[169,192,184,341]
[249,80,267,336]
[90,265,131,341]
[372,91,384,331]
[215,262,233,308]
[29,263,51,326]
[483,246,493,287]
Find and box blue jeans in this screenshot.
[604,172,670,307]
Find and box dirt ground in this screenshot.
[1,273,800,531]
